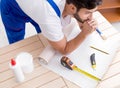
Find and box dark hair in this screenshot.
[66,0,102,11]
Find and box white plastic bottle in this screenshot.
[10,59,25,83]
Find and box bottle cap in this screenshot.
[11,59,16,66]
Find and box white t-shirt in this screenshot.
[16,0,72,41]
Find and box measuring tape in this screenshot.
[61,56,101,81]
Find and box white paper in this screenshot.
[39,36,119,88]
[38,12,120,88]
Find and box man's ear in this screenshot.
[69,4,77,14]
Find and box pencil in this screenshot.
[90,46,109,55]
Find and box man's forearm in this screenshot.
[64,32,87,54]
[48,31,89,55]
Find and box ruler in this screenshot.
[73,66,101,81]
[61,56,101,81]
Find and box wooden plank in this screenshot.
[0,48,44,73]
[112,51,120,64]
[0,58,40,73]
[63,79,80,88]
[0,35,39,55]
[0,66,49,88]
[0,60,33,82]
[30,47,44,59]
[97,74,120,88]
[0,59,48,82]
[0,41,43,64]
[102,61,120,80]
[37,78,66,88]
[0,62,10,73]
[13,72,60,88]
[0,70,13,83]
[98,0,120,9]
[38,34,49,47]
[98,8,120,22]
[62,87,68,88]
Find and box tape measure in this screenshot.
[61,56,101,81]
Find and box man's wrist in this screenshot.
[80,31,89,38]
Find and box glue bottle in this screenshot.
[10,59,25,82]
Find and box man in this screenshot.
[1,0,102,54]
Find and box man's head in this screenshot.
[66,0,102,23]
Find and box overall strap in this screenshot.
[47,0,61,17]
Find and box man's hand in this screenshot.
[80,19,98,36]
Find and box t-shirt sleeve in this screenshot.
[38,1,64,42]
[40,14,64,41]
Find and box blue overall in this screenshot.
[0,0,1,14]
[1,0,60,44]
[1,0,41,44]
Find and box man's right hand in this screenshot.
[80,19,97,36]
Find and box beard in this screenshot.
[73,13,88,23]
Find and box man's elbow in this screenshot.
[59,47,72,55]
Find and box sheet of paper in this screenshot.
[39,11,120,88]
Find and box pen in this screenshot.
[90,53,96,70]
[90,46,109,55]
[96,29,106,40]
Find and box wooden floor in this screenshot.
[0,11,120,88]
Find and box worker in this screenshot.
[1,0,102,54]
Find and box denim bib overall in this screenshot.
[1,0,60,44]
